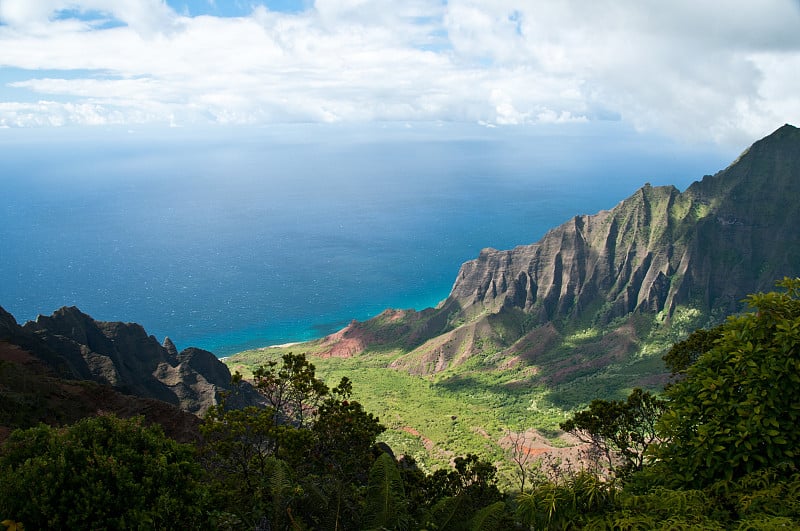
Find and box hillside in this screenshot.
[0,305,264,441]
[310,124,800,383]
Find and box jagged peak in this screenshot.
[0,305,21,339]
[773,123,798,134]
[45,305,89,320]
[163,336,179,358]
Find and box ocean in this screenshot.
[0,122,736,356]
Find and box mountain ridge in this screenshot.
[0,305,264,417]
[317,124,800,379]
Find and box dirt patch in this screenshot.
[471,426,491,440]
[400,426,436,453]
[0,341,39,365]
[398,426,455,463]
[499,429,591,473]
[317,321,367,358]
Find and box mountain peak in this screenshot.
[16,307,265,414]
[775,123,798,134]
[320,125,800,379]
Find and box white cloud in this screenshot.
[0,0,798,144]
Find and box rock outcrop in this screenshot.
[445,124,800,324]
[6,306,263,415]
[0,338,203,444]
[0,306,19,339]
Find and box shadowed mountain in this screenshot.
[318,124,800,380]
[0,305,263,417]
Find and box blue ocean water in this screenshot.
[0,123,736,355]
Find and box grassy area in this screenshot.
[226,347,623,476]
[226,345,574,478]
[223,307,707,480]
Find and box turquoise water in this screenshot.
[0,123,736,355]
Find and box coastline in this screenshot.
[262,341,303,349]
[219,341,304,361]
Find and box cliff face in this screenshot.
[323,124,800,376]
[446,124,800,324]
[9,306,263,415]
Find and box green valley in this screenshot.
[225,123,800,479]
[223,302,710,479]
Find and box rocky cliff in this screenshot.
[320,124,800,377]
[446,124,800,323]
[1,305,263,415]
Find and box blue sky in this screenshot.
[0,0,799,145]
[166,1,309,16]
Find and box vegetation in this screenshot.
[0,415,210,529]
[653,278,800,487]
[224,305,707,479]
[560,387,666,478]
[3,280,800,528]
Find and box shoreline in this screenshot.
[262,341,303,349]
[219,341,304,361]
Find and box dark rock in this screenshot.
[163,336,179,359]
[0,338,202,444]
[0,306,20,339]
[18,306,263,415]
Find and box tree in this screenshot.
[560,388,666,478]
[199,404,291,527]
[252,352,330,429]
[201,353,384,529]
[0,415,209,529]
[311,377,385,483]
[505,430,535,494]
[654,278,800,487]
[421,453,506,529]
[663,325,723,376]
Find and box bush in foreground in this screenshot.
[0,415,210,529]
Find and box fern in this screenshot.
[266,458,295,528]
[468,501,506,531]
[426,495,467,531]
[363,452,408,530]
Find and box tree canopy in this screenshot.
[0,415,209,529]
[654,278,800,487]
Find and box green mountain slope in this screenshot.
[311,124,800,380]
[226,124,800,471]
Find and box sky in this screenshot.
[0,0,798,145]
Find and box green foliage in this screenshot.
[468,501,507,531]
[654,278,800,487]
[515,470,616,529]
[425,495,468,530]
[200,404,290,526]
[0,415,209,529]
[253,352,331,428]
[264,458,299,531]
[662,325,723,375]
[311,379,385,483]
[419,454,508,529]
[582,465,800,529]
[424,454,503,506]
[363,452,409,530]
[201,353,385,529]
[561,388,666,477]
